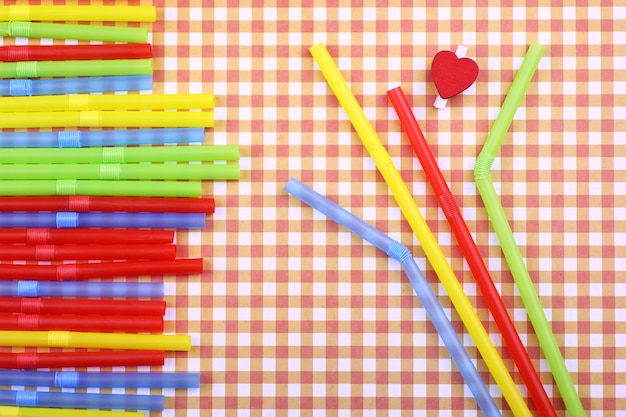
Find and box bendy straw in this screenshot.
[0,5,156,22]
[0,370,200,389]
[0,93,214,112]
[0,146,237,163]
[0,229,174,244]
[0,244,176,261]
[309,42,531,417]
[0,180,202,197]
[0,76,153,97]
[0,351,165,369]
[0,110,213,129]
[0,21,148,43]
[0,127,204,148]
[0,330,191,351]
[387,85,557,417]
[0,390,164,411]
[0,197,214,214]
[474,43,586,417]
[0,258,203,281]
[0,281,164,298]
[0,44,152,62]
[0,163,240,181]
[0,406,143,417]
[0,298,166,316]
[0,59,152,79]
[0,212,206,229]
[285,178,500,417]
[0,313,163,333]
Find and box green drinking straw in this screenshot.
[0,164,240,181]
[474,42,586,417]
[0,60,152,79]
[0,21,148,43]
[0,146,240,164]
[0,180,202,197]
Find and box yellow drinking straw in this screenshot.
[0,5,156,22]
[0,111,214,129]
[0,331,191,351]
[0,406,143,417]
[309,42,531,417]
[0,94,215,112]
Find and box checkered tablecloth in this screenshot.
[1,1,625,416]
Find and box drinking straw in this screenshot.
[0,313,163,333]
[0,244,176,261]
[0,212,206,229]
[0,281,164,298]
[0,229,174,244]
[0,93,215,112]
[309,42,531,417]
[0,259,203,281]
[474,43,586,417]
[0,44,153,62]
[285,178,500,417]
[0,406,142,417]
[0,111,213,129]
[0,371,200,389]
[0,22,148,43]
[0,330,191,351]
[0,180,202,197]
[0,164,240,181]
[0,5,156,22]
[387,86,557,417]
[0,146,237,163]
[0,128,205,148]
[0,390,164,411]
[0,197,215,214]
[0,351,165,370]
[0,59,152,79]
[0,298,166,316]
[0,76,153,97]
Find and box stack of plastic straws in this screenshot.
[0,4,234,417]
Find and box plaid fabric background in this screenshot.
[1,1,625,416]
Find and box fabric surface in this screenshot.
[1,1,624,416]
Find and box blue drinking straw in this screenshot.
[0,128,205,148]
[0,390,164,411]
[284,178,500,417]
[0,212,205,229]
[0,75,152,97]
[0,281,164,298]
[0,371,200,389]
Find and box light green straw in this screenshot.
[0,21,148,43]
[0,180,202,197]
[0,163,240,181]
[474,42,586,417]
[0,146,239,164]
[0,60,152,79]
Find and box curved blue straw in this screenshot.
[285,178,501,417]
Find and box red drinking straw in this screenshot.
[0,229,174,245]
[0,196,215,214]
[0,350,165,369]
[0,244,176,261]
[0,258,203,281]
[387,86,557,417]
[0,298,166,316]
[0,44,152,62]
[0,313,163,332]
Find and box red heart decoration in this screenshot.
[431,50,479,99]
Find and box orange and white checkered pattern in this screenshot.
[1,1,624,416]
